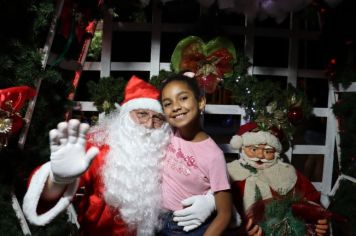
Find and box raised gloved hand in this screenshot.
[173,191,215,232]
[49,119,99,184]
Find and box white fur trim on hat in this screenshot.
[22,162,79,226]
[230,135,243,150]
[120,98,162,114]
[237,131,282,152]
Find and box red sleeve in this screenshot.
[294,171,321,203]
[73,144,109,215]
[27,165,42,187]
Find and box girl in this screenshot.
[159,73,232,236]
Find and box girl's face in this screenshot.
[161,81,205,129]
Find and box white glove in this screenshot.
[49,119,99,184]
[173,191,215,232]
[229,206,242,228]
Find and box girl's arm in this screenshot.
[204,190,232,236]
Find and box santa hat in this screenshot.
[120,75,162,114]
[230,122,282,152]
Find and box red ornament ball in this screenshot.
[196,74,220,94]
[270,126,284,142]
[287,106,303,125]
[10,115,23,135]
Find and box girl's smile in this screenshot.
[172,112,187,119]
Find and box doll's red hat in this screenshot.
[236,122,259,135]
[230,122,282,152]
[120,75,162,114]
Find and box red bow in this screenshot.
[171,36,236,94]
[0,86,36,134]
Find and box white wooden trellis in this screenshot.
[80,1,336,195]
[78,0,346,217]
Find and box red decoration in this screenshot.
[58,0,102,43]
[181,47,234,93]
[287,106,303,125]
[291,201,347,223]
[58,1,73,39]
[9,115,23,135]
[0,86,36,112]
[270,126,284,142]
[196,74,221,94]
[325,58,337,79]
[237,122,258,135]
[246,198,347,236]
[0,86,36,135]
[171,36,236,94]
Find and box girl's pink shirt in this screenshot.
[161,132,230,211]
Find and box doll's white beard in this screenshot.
[97,111,171,235]
[240,149,279,170]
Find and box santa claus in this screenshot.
[22,75,215,236]
[227,121,329,236]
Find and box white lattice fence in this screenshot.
[79,0,338,203]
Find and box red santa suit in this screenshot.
[22,75,168,236]
[227,159,320,221]
[73,144,135,236]
[24,143,135,236]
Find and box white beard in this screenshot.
[240,150,279,170]
[92,110,171,236]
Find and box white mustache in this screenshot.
[248,157,274,163]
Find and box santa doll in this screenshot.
[227,121,329,236]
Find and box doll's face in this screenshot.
[243,144,276,160]
[242,144,277,169]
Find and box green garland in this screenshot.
[0,185,23,235]
[332,93,356,176]
[259,197,305,236]
[328,64,356,89]
[102,0,148,23]
[150,70,177,90]
[87,31,103,61]
[149,52,312,141]
[87,76,127,114]
[328,180,356,236]
[328,45,356,235]
[223,53,312,140]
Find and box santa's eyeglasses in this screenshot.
[132,110,166,128]
[244,145,276,156]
